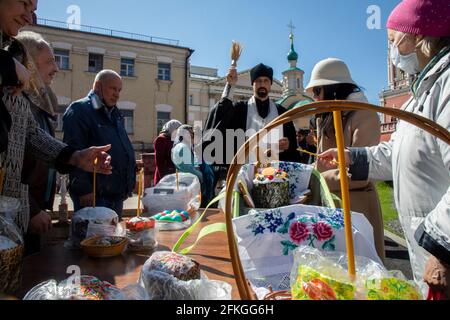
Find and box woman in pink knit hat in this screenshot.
[320,0,450,299]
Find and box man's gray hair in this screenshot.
[15,30,51,60]
[94,69,122,86]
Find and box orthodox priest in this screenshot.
[203,63,300,177]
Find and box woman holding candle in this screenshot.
[320,0,450,298]
[306,58,385,261]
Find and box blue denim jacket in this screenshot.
[63,91,136,200]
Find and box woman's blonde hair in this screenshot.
[15,30,51,61]
[416,36,450,58]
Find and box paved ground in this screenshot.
[383,237,413,280]
[54,194,413,279]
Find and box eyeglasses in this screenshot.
[312,87,322,97]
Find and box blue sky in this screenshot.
[36,0,400,104]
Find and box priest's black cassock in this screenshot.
[203,93,301,167]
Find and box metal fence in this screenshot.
[37,18,180,46]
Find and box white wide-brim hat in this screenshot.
[305,58,357,92]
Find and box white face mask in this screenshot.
[390,35,420,75]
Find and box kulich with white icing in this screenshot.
[144,251,201,281]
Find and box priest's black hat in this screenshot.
[250,63,273,85]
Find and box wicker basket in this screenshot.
[81,236,128,258]
[224,101,450,300]
[0,244,24,295]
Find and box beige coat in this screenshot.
[316,92,385,261]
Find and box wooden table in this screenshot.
[19,209,240,300]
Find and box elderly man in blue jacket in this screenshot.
[63,70,136,218]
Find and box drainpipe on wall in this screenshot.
[185,49,195,124]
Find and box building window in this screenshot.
[157,111,171,133]
[121,110,134,134]
[120,58,135,77]
[158,63,171,81]
[88,53,103,73]
[54,49,70,70]
[189,95,194,105]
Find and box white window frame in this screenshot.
[54,49,70,70]
[121,58,135,77]
[158,63,171,81]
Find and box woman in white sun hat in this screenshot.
[306,58,384,262]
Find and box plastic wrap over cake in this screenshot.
[142,173,201,215]
[139,251,232,300]
[0,196,22,248]
[0,196,21,222]
[126,217,158,252]
[66,207,120,249]
[232,204,381,292]
[0,196,24,294]
[143,251,201,281]
[290,246,422,300]
[24,275,149,300]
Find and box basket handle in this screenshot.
[225,101,450,300]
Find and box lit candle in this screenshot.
[137,168,144,216]
[93,158,98,208]
[333,111,356,280]
[176,170,180,191]
[297,148,339,165]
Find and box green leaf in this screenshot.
[281,241,297,255]
[322,235,336,251]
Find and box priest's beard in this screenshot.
[256,88,269,100]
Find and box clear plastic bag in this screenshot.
[0,196,24,294]
[139,270,232,300]
[23,275,149,300]
[139,251,232,300]
[0,196,21,224]
[233,204,381,293]
[290,246,422,300]
[142,173,201,216]
[126,228,158,252]
[66,207,120,249]
[139,270,196,300]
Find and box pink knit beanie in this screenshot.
[387,0,450,37]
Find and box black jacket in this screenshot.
[0,49,17,154]
[203,97,301,166]
[63,92,136,200]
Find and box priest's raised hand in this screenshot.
[226,68,238,86]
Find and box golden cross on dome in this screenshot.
[288,20,296,38]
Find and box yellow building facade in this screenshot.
[26,21,193,152]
